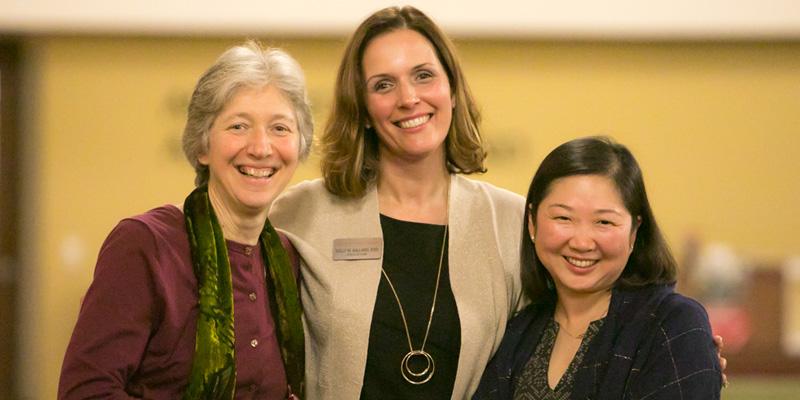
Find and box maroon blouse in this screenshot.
[58,205,297,399]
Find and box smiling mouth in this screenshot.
[394,114,431,129]
[238,166,276,178]
[565,256,598,268]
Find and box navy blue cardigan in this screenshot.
[473,284,721,400]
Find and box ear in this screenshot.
[527,211,536,243]
[629,215,642,252]
[197,152,209,166]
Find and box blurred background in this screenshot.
[1,1,798,398]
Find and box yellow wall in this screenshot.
[17,36,800,398]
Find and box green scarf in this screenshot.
[182,185,304,399]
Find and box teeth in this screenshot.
[397,115,430,129]
[566,257,597,268]
[239,166,274,178]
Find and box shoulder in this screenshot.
[453,176,525,232]
[274,178,329,202]
[92,205,189,282]
[91,205,190,291]
[455,176,525,208]
[270,179,323,228]
[615,285,710,327]
[631,285,710,324]
[270,179,344,220]
[123,204,184,234]
[615,285,713,347]
[491,303,551,360]
[102,205,184,250]
[270,178,378,235]
[656,291,713,333]
[506,302,550,334]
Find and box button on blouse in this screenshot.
[227,239,285,398]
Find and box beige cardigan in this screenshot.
[269,175,526,399]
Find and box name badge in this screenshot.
[333,237,383,261]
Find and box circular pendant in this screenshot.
[401,350,435,385]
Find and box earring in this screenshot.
[529,233,535,243]
[365,123,371,129]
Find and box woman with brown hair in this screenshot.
[270,6,525,399]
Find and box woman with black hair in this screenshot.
[474,137,722,399]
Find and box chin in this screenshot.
[236,193,275,212]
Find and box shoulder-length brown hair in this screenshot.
[321,5,486,197]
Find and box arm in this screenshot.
[58,220,160,399]
[628,296,722,400]
[472,358,506,400]
[472,305,544,400]
[472,322,519,400]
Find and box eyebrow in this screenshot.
[411,62,435,70]
[268,113,297,123]
[365,62,436,84]
[547,203,625,216]
[222,112,296,123]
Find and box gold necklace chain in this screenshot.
[555,320,587,340]
[380,221,448,385]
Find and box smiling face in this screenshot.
[530,174,640,298]
[198,84,300,218]
[361,28,453,164]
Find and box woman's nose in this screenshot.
[568,226,596,252]
[247,129,273,158]
[397,82,420,107]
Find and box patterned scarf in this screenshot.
[182,185,304,399]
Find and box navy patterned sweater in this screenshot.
[474,284,722,400]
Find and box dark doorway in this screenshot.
[0,38,21,400]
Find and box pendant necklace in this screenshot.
[381,224,447,385]
[380,187,449,385]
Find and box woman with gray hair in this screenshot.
[58,40,311,400]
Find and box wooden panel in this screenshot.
[0,38,20,400]
[727,269,800,374]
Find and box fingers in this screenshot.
[722,371,729,388]
[713,335,728,388]
[713,335,724,351]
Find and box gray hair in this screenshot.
[182,40,313,187]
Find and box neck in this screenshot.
[554,289,612,333]
[207,184,267,245]
[377,150,450,225]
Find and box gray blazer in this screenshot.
[269,175,526,399]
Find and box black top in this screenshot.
[512,318,604,400]
[360,215,461,399]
